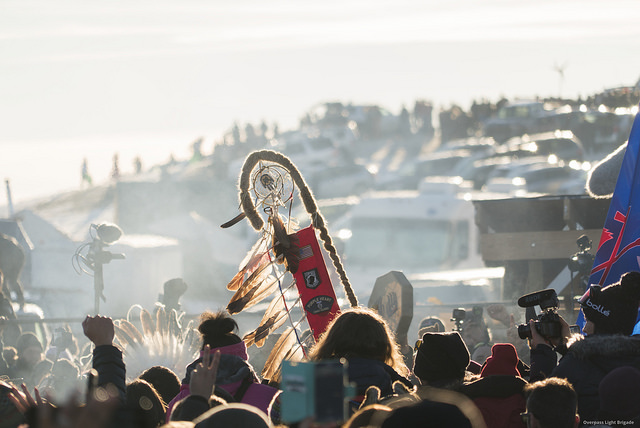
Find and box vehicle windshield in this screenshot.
[497,104,541,119]
[344,218,469,270]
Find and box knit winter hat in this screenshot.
[598,366,640,420]
[579,271,640,335]
[586,142,626,199]
[418,317,446,333]
[480,343,520,377]
[413,332,470,383]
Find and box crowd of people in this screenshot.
[0,269,639,428]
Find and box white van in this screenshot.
[334,177,504,301]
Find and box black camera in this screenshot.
[451,308,466,332]
[517,289,562,340]
[451,306,483,333]
[567,235,595,277]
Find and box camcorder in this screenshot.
[517,289,563,340]
[280,359,356,424]
[451,306,483,333]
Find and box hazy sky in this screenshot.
[2,0,640,203]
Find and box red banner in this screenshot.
[292,226,340,341]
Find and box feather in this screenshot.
[114,322,139,349]
[156,306,169,338]
[113,304,202,382]
[169,309,181,338]
[261,326,298,381]
[220,212,246,229]
[226,270,246,293]
[140,308,156,337]
[271,214,291,249]
[243,295,287,348]
[118,319,145,345]
[183,327,202,354]
[270,344,305,385]
[271,215,300,274]
[226,237,270,291]
[285,217,299,233]
[226,267,281,315]
[246,294,301,348]
[254,310,288,348]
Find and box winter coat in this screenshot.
[462,375,527,428]
[346,357,413,398]
[92,344,126,402]
[530,334,640,422]
[166,341,279,422]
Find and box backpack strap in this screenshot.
[233,374,254,402]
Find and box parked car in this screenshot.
[309,163,375,199]
[460,155,514,190]
[483,157,589,195]
[375,149,483,190]
[482,100,559,142]
[497,130,585,162]
[436,136,497,156]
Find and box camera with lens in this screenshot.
[451,306,483,333]
[451,308,466,332]
[568,235,595,277]
[516,289,562,340]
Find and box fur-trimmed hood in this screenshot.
[551,334,640,422]
[586,142,626,198]
[566,334,640,360]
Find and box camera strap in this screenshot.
[553,342,568,356]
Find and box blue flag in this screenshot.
[586,107,640,333]
[589,109,640,287]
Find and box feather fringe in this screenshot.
[113,305,200,382]
[270,215,300,274]
[270,344,305,384]
[140,308,156,337]
[227,236,270,291]
[243,295,287,348]
[261,326,298,381]
[226,267,281,315]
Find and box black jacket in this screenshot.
[92,344,126,402]
[346,357,413,397]
[530,334,640,422]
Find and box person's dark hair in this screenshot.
[169,397,189,422]
[198,311,242,349]
[126,378,166,428]
[2,322,22,348]
[159,422,194,428]
[170,389,229,422]
[192,403,271,428]
[309,307,408,377]
[344,404,393,428]
[139,365,181,406]
[524,377,578,428]
[16,332,43,356]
